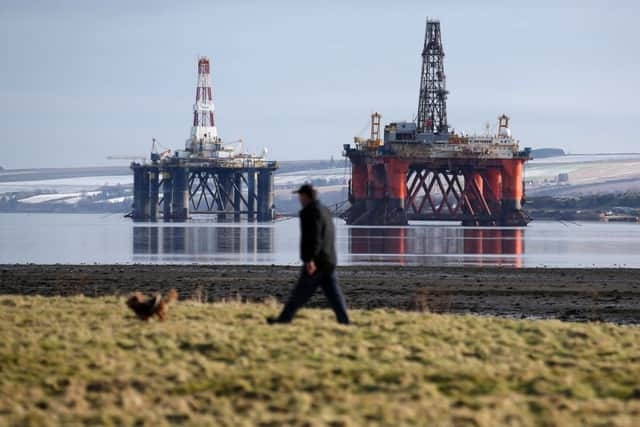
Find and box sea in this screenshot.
[0,213,638,268]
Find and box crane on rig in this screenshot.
[353,113,383,150]
[150,138,172,162]
[108,138,171,163]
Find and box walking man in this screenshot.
[267,184,350,325]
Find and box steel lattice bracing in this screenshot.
[187,171,236,213]
[406,168,499,225]
[184,170,266,220]
[416,19,448,134]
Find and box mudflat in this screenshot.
[1,265,639,323]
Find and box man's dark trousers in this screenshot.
[277,268,350,324]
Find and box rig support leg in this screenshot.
[501,160,529,226]
[171,167,189,221]
[485,167,502,215]
[345,162,369,225]
[247,169,257,222]
[257,170,274,221]
[362,164,385,224]
[133,167,150,220]
[383,159,409,225]
[234,173,242,222]
[218,172,233,222]
[162,172,173,221]
[149,170,159,221]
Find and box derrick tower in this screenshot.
[416,19,448,135]
[187,57,217,151]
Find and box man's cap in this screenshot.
[292,183,315,197]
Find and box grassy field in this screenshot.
[1,296,640,426]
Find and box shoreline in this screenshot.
[2,264,639,324]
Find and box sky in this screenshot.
[1,0,639,169]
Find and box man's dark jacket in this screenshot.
[299,200,336,272]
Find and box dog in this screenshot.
[126,289,178,321]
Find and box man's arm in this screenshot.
[300,209,322,272]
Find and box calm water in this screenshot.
[0,213,639,267]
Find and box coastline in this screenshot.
[2,264,639,324]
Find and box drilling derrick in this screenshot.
[417,20,448,136]
[344,18,531,226]
[188,57,217,151]
[131,57,278,222]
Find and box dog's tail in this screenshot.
[164,288,178,304]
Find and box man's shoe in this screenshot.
[266,316,290,325]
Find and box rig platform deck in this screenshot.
[132,158,277,221]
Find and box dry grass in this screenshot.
[1,296,640,426]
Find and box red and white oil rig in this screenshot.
[344,19,531,226]
[131,57,278,222]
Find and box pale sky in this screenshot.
[1,0,639,169]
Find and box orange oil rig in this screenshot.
[343,19,531,226]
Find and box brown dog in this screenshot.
[126,289,178,321]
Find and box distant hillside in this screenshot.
[277,159,345,173]
[0,166,130,183]
[530,148,565,158]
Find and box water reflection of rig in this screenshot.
[343,19,531,226]
[349,228,524,267]
[133,225,274,260]
[131,57,278,221]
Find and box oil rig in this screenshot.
[344,19,531,226]
[131,57,278,221]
